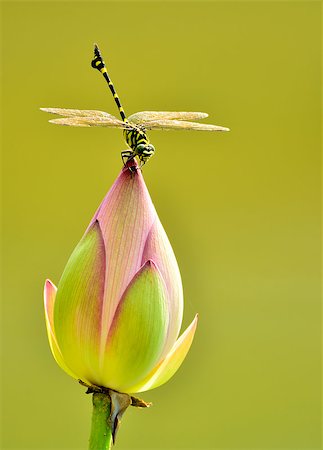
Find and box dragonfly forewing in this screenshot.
[40,107,119,121]
[128,111,209,124]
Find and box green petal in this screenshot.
[133,314,198,393]
[100,261,169,392]
[54,221,105,384]
[44,279,78,380]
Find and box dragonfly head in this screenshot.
[135,143,155,163]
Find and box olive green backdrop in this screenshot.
[1,1,321,449]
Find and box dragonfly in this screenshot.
[41,44,229,167]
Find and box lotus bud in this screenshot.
[44,161,197,397]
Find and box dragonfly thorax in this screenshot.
[123,127,155,163]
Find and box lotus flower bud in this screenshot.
[44,162,197,394]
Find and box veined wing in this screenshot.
[48,116,130,128]
[128,111,209,124]
[40,107,119,121]
[142,119,230,132]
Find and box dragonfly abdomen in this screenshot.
[91,44,127,123]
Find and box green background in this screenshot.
[1,1,321,449]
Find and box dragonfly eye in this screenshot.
[136,144,155,163]
[136,144,146,153]
[145,144,155,154]
[136,144,155,154]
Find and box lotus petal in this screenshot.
[99,261,169,392]
[142,219,183,356]
[133,314,198,393]
[54,221,106,384]
[43,279,78,379]
[88,167,158,353]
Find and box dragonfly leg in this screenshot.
[121,150,133,166]
[139,160,146,169]
[121,150,138,173]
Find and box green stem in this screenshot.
[89,392,113,450]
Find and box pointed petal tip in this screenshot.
[135,259,160,277]
[92,218,101,229]
[183,313,198,334]
[87,217,103,235]
[44,279,57,318]
[45,278,56,288]
[140,259,164,282]
[144,259,157,269]
[44,278,57,301]
[190,313,199,333]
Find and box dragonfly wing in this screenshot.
[40,107,118,121]
[128,111,209,124]
[142,119,230,132]
[48,116,130,128]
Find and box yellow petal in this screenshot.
[133,314,198,393]
[99,261,169,392]
[43,279,79,380]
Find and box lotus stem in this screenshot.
[89,392,113,450]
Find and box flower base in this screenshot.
[80,380,151,446]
